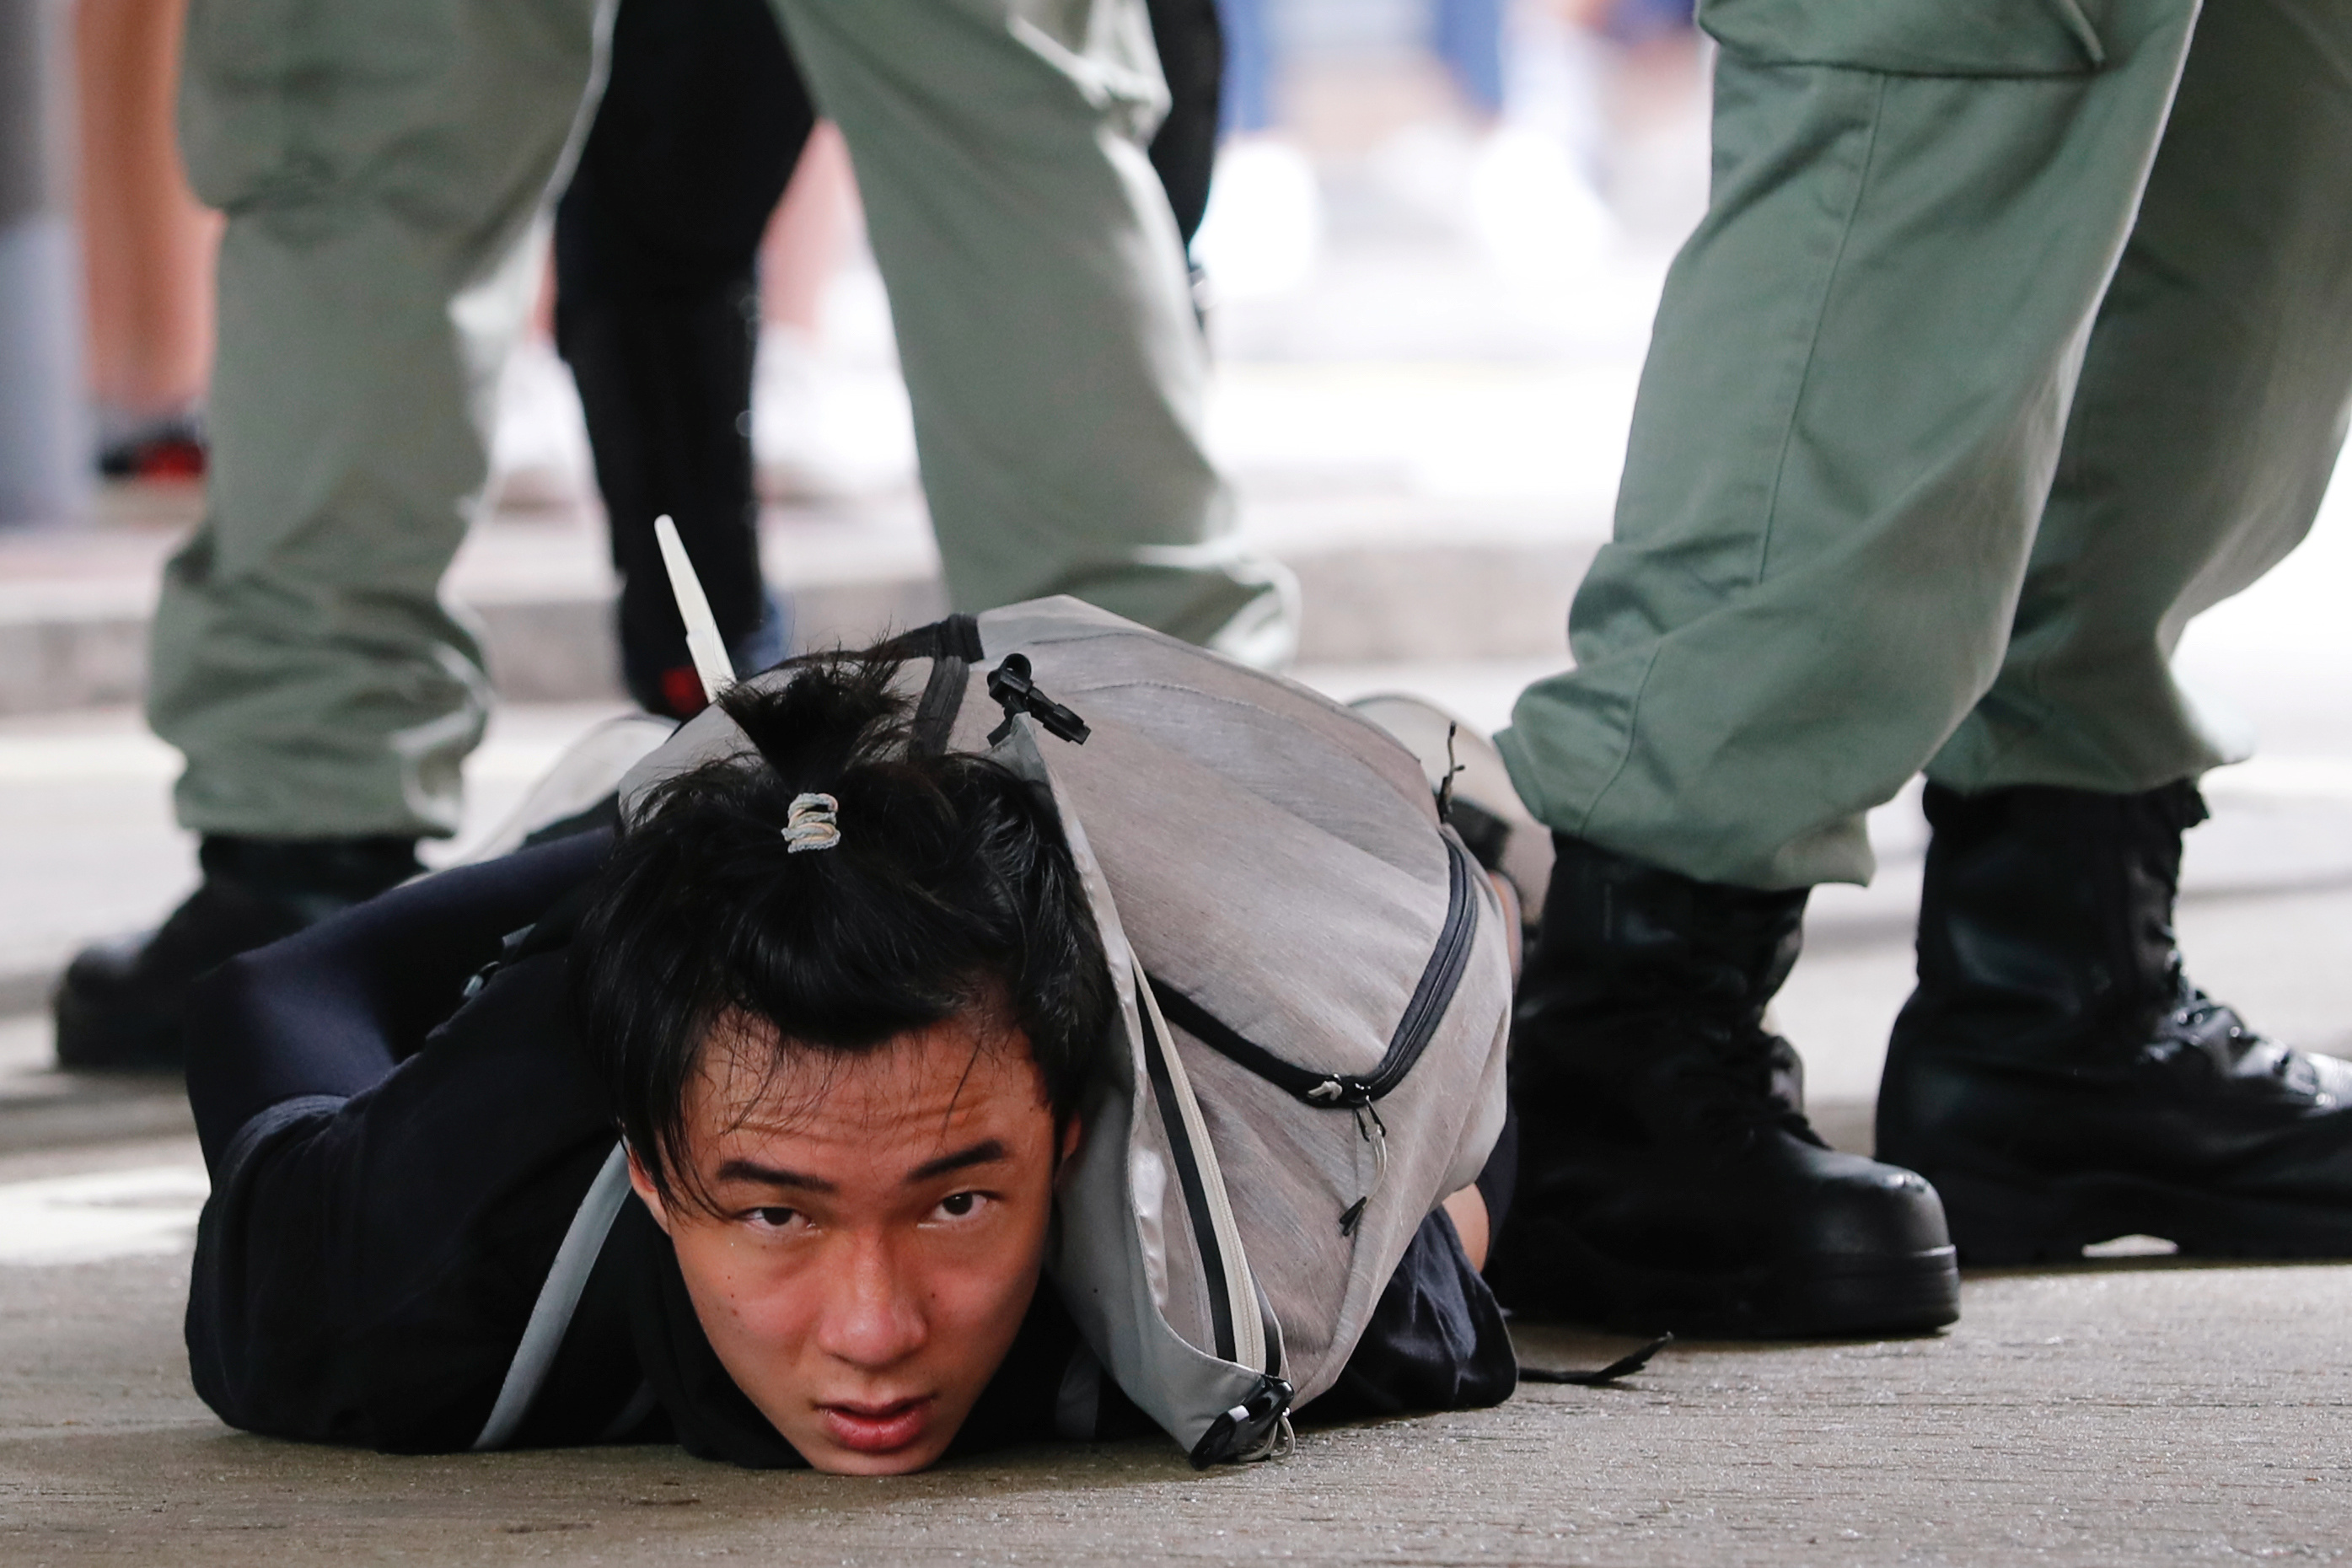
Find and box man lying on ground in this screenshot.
[183,650,1518,1473]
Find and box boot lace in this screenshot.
[1610,968,1824,1149]
[2145,968,2328,1100]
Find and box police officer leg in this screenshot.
[56,0,609,1068]
[768,0,1299,667]
[1489,0,2202,1333]
[1886,0,2352,1263]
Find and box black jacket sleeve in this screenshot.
[184,834,636,1453]
[185,833,614,1169]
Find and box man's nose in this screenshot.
[814,1229,928,1369]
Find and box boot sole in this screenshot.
[1513,1231,1961,1339]
[1932,1163,2352,1266]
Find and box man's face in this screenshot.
[629,1009,1072,1474]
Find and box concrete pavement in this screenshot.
[3,1130,2348,1565]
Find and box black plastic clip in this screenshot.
[986,654,1090,746]
[1188,1375,1294,1469]
[460,922,539,1001]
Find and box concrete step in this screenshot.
[0,485,1600,717]
[0,333,1657,720]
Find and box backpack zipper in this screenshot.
[1146,828,1481,1109]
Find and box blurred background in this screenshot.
[2,0,2349,1151]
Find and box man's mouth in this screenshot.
[819,1395,936,1455]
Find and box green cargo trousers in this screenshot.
[157,0,1291,840]
[1497,0,2352,889]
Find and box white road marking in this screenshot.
[0,1164,208,1265]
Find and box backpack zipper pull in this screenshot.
[1339,1101,1388,1235]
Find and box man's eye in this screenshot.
[937,1192,983,1220]
[751,1207,802,1230]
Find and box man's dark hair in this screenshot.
[572,650,1114,1209]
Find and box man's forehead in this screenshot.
[691,1016,1050,1151]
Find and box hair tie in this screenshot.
[782,792,840,853]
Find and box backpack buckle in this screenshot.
[1188,1375,1294,1468]
[986,654,1091,746]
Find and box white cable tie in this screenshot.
[653,515,738,704]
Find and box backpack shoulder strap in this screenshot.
[472,1141,633,1451]
[904,614,984,756]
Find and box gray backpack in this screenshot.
[478,597,1515,1466]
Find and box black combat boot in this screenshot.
[1490,834,1959,1337]
[1878,781,2352,1264]
[52,835,421,1071]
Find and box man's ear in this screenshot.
[625,1142,673,1235]
[1052,1116,1084,1191]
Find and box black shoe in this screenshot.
[624,584,790,720]
[1489,834,1959,1338]
[1879,781,2352,1264]
[53,835,420,1071]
